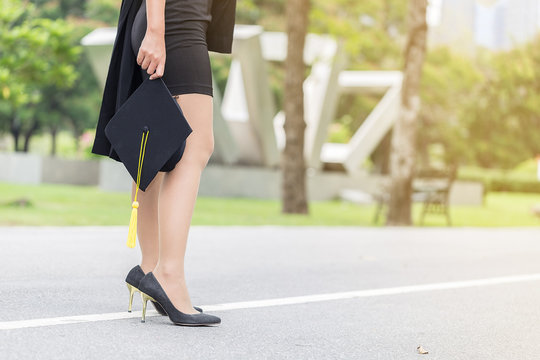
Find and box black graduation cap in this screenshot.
[105,76,193,191]
[104,76,193,248]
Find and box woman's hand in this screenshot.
[137,29,166,80]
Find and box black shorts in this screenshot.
[130,0,213,172]
[131,0,213,98]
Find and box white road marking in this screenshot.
[0,310,160,331]
[2,272,540,330]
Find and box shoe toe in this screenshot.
[189,313,220,326]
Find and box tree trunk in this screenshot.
[386,0,428,226]
[22,120,39,153]
[50,126,58,156]
[281,0,310,214]
[11,129,20,152]
[371,130,393,175]
[10,116,21,152]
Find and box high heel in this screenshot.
[141,292,154,323]
[126,282,138,312]
[139,272,221,326]
[125,265,203,314]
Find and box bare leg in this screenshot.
[131,172,164,273]
[154,93,214,315]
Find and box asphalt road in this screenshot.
[1,226,540,359]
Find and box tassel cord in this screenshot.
[127,130,149,248]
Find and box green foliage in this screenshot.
[464,40,540,168]
[30,0,86,19]
[418,36,540,170]
[418,46,484,166]
[85,0,120,26]
[513,158,539,175]
[0,0,80,94]
[0,0,107,154]
[0,0,82,151]
[236,0,262,24]
[236,0,285,29]
[458,164,540,194]
[487,179,540,193]
[327,119,352,144]
[310,0,407,69]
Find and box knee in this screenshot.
[200,135,215,167]
[188,134,214,168]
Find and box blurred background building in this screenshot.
[428,0,540,51]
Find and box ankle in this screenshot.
[154,264,185,280]
[140,261,157,274]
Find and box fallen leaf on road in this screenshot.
[417,345,429,354]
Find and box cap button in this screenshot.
[143,125,149,133]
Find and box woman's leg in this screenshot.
[154,93,214,315]
[131,172,164,273]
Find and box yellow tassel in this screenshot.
[127,129,149,248]
[126,201,139,248]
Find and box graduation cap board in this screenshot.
[104,76,193,248]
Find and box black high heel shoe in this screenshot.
[138,272,221,326]
[125,265,203,314]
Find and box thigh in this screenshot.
[159,93,213,172]
[175,93,214,158]
[135,171,164,194]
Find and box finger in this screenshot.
[136,49,144,66]
[155,61,165,78]
[147,60,158,75]
[141,55,151,70]
[150,60,164,80]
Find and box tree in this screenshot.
[417,37,540,171]
[386,0,428,226]
[282,0,310,214]
[0,0,80,152]
[464,40,540,168]
[310,0,407,70]
[417,46,483,167]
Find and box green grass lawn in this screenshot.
[1,181,540,227]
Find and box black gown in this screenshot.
[90,0,236,172]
